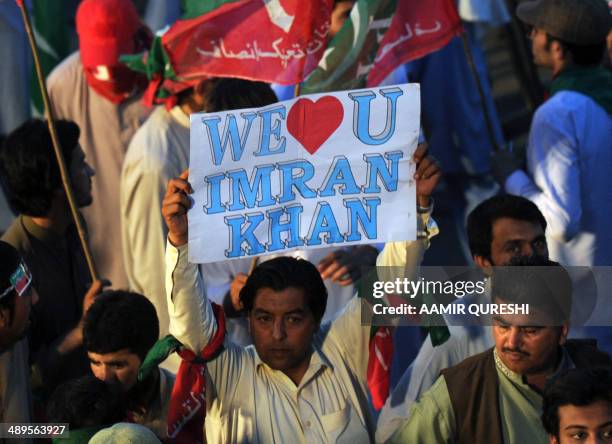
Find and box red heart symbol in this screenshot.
[286,96,344,155]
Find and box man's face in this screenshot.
[0,286,38,349]
[487,217,548,266]
[69,145,95,207]
[530,27,554,68]
[493,300,567,375]
[329,1,355,39]
[249,287,318,379]
[88,348,141,391]
[551,400,612,444]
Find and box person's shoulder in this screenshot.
[47,52,82,88]
[124,107,175,170]
[440,346,494,378]
[1,217,28,253]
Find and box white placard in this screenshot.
[188,83,420,263]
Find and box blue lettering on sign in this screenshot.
[224,213,266,258]
[203,172,226,214]
[266,204,304,252]
[277,160,317,203]
[344,197,381,241]
[255,105,286,157]
[306,202,345,246]
[348,87,403,145]
[318,156,361,197]
[227,165,276,211]
[203,112,257,165]
[363,151,403,193]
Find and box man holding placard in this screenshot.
[161,81,439,441]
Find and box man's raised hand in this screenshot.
[162,169,193,246]
[413,143,442,208]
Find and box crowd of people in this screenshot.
[0,0,611,442]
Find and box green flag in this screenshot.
[29,0,69,115]
[302,0,396,94]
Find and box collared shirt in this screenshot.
[121,105,190,372]
[505,90,612,266]
[388,348,574,444]
[164,220,430,443]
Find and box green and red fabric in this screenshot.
[302,0,463,93]
[122,0,333,108]
[137,303,226,443]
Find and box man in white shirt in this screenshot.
[492,0,612,266]
[161,146,441,443]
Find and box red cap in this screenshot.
[77,0,141,67]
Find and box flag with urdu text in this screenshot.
[164,0,333,85]
[302,0,463,93]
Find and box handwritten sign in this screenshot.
[188,84,420,264]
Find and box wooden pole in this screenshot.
[460,32,502,152]
[17,1,99,281]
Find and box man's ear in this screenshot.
[549,434,559,444]
[550,40,568,64]
[473,255,493,274]
[558,322,569,346]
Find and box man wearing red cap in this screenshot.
[47,0,152,292]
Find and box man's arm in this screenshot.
[504,108,581,241]
[386,375,455,444]
[163,171,217,353]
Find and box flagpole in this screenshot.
[460,32,501,152]
[16,0,99,282]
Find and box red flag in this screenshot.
[367,326,394,410]
[161,0,333,86]
[367,0,463,86]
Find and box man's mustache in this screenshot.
[502,347,530,357]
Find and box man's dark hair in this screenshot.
[83,291,159,362]
[546,34,607,66]
[467,194,547,260]
[491,256,572,325]
[0,119,80,217]
[177,78,278,111]
[240,257,328,324]
[46,374,125,429]
[542,367,612,440]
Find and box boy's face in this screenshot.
[551,399,612,443]
[88,348,142,391]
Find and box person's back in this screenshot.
[525,89,612,265]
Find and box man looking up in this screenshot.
[542,367,612,444]
[161,143,441,442]
[0,119,104,400]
